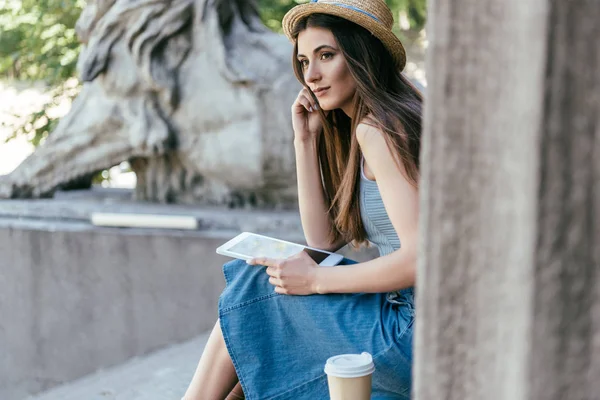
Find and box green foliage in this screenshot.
[0,0,84,146]
[258,0,427,33]
[387,0,427,31]
[257,0,306,32]
[0,0,84,84]
[1,0,426,147]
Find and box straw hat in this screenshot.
[282,0,406,71]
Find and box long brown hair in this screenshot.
[291,14,423,247]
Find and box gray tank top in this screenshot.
[359,158,400,256]
[359,157,413,301]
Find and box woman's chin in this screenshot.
[318,98,346,112]
[318,102,335,111]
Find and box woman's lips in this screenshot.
[313,87,330,97]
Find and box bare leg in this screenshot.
[183,320,239,400]
[225,383,245,399]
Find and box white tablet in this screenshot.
[216,232,344,267]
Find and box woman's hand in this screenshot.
[291,87,324,143]
[249,251,320,295]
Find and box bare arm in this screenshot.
[315,123,419,293]
[295,137,346,252]
[291,87,346,252]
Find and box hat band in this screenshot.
[309,0,381,23]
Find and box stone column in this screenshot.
[415,0,599,399]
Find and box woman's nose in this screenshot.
[305,63,321,83]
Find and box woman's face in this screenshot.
[296,27,357,114]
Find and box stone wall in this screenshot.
[0,195,377,398]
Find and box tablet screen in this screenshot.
[227,235,330,263]
[229,235,304,259]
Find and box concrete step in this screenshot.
[26,333,210,400]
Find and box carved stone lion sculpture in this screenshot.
[0,0,300,208]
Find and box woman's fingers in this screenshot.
[269,276,283,288]
[298,95,317,112]
[265,266,281,278]
[299,96,314,112]
[302,88,320,111]
[266,266,285,289]
[295,89,318,112]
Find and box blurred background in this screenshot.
[0,0,427,183]
[0,1,428,398]
[2,1,598,400]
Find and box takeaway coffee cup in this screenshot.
[324,352,375,400]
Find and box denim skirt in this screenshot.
[218,258,415,400]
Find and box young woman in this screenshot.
[183,0,422,399]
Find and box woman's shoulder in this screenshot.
[357,113,407,142]
[356,115,384,145]
[358,113,379,128]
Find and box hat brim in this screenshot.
[282,3,406,71]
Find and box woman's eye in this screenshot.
[300,59,309,69]
[321,52,333,60]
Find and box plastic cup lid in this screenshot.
[324,352,375,378]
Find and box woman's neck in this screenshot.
[341,104,353,118]
[340,95,358,118]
